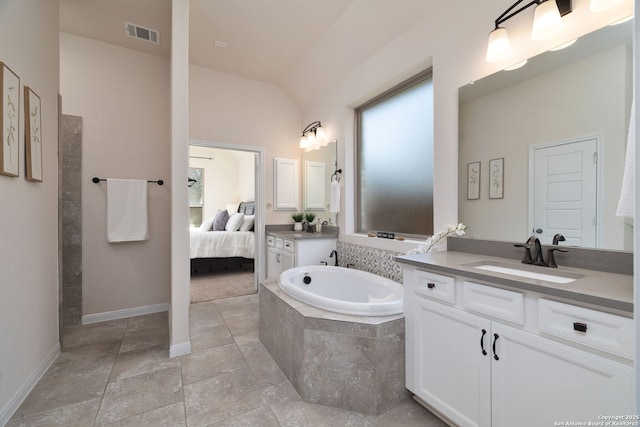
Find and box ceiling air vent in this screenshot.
[124,21,160,44]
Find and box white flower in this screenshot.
[407,223,467,255]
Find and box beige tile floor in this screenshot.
[8,293,446,426]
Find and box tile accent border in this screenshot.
[337,241,404,283]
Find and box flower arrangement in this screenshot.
[407,223,467,255]
[292,213,304,222]
[304,212,316,223]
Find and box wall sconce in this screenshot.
[486,0,572,63]
[299,121,328,152]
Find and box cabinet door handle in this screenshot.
[427,282,435,289]
[492,333,500,361]
[573,322,588,333]
[480,329,487,356]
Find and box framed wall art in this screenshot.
[24,86,42,182]
[467,161,480,200]
[1,62,20,177]
[489,157,504,199]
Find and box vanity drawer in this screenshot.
[283,239,294,252]
[275,237,284,249]
[413,270,455,303]
[538,299,634,359]
[266,235,275,247]
[463,281,524,325]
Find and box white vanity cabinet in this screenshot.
[266,234,337,279]
[405,267,634,427]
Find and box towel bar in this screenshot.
[92,177,164,185]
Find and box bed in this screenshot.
[190,201,256,273]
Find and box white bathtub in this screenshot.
[278,266,403,316]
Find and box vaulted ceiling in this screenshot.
[59,0,435,106]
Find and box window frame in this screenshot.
[354,68,434,239]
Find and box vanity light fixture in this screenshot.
[486,0,572,63]
[299,121,327,152]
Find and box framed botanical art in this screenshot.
[489,157,504,199]
[1,62,20,177]
[467,161,480,200]
[24,86,42,182]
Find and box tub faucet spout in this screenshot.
[329,250,338,266]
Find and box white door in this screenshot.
[414,298,491,427]
[491,323,634,427]
[531,138,598,246]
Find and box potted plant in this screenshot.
[292,212,304,231]
[304,212,316,232]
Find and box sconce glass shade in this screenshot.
[590,0,625,12]
[531,0,562,41]
[486,27,512,63]
[315,125,326,142]
[299,135,308,150]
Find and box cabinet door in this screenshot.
[267,247,279,279]
[414,298,491,427]
[279,250,294,271]
[491,323,635,427]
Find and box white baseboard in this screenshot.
[81,303,169,325]
[170,341,191,358]
[0,343,60,426]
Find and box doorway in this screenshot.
[529,137,599,247]
[187,139,265,302]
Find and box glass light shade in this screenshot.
[531,0,562,41]
[590,0,625,12]
[299,135,308,150]
[315,125,326,142]
[486,27,512,63]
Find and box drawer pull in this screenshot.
[573,322,588,333]
[427,282,435,289]
[480,329,488,356]
[492,333,500,361]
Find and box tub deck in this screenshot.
[258,278,408,416]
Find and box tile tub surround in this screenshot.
[336,241,404,283]
[259,279,409,415]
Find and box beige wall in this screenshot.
[459,45,631,249]
[60,33,171,316]
[188,64,301,225]
[0,0,60,421]
[188,146,255,221]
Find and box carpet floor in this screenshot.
[190,269,256,303]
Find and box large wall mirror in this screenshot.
[302,139,338,225]
[458,20,633,251]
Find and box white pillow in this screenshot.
[225,212,245,231]
[199,215,216,231]
[239,215,255,232]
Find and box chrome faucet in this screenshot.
[329,250,338,266]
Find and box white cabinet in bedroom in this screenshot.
[266,234,337,279]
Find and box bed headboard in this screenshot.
[238,201,255,215]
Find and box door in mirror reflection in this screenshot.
[531,138,598,247]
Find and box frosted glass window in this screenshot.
[356,70,434,236]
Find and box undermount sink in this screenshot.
[465,261,582,284]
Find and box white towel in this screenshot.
[330,180,340,213]
[107,179,149,242]
[616,102,634,218]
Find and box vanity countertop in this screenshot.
[396,251,633,314]
[267,230,338,240]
